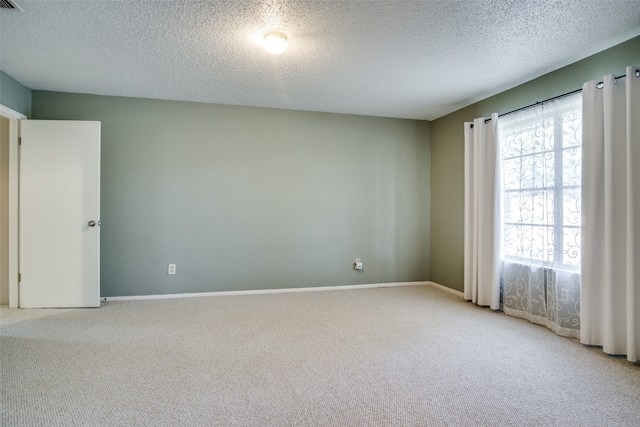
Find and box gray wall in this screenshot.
[32,92,431,297]
[430,36,640,292]
[0,71,31,117]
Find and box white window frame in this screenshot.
[499,94,582,273]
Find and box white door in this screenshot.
[19,120,101,308]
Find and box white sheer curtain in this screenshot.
[498,94,582,338]
[464,114,501,310]
[581,66,640,362]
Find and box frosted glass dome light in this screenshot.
[264,32,288,54]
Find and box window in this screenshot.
[498,93,582,271]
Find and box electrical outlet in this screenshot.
[354,258,363,270]
[168,264,176,275]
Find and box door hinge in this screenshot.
[18,273,21,282]
[18,137,21,146]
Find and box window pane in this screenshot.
[499,93,581,269]
[509,153,555,189]
[501,121,554,159]
[562,227,581,267]
[562,110,582,148]
[562,147,581,186]
[504,224,554,263]
[563,187,581,228]
[503,157,523,190]
[504,190,554,225]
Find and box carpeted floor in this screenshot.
[1,285,639,426]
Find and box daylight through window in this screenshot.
[498,93,582,271]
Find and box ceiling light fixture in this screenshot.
[264,32,288,55]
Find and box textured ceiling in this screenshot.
[1,1,639,120]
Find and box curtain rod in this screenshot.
[469,69,639,127]
[497,88,583,118]
[469,88,580,127]
[497,72,636,119]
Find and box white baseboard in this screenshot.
[427,281,464,298]
[102,281,431,302]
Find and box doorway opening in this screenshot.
[1,104,27,308]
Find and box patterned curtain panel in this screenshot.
[502,262,580,338]
[498,92,582,338]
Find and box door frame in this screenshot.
[1,104,27,308]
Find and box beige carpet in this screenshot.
[1,285,639,426]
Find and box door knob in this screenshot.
[88,220,96,227]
